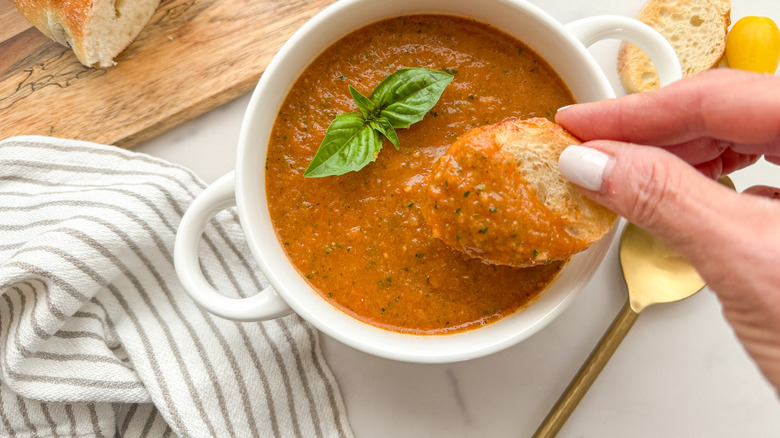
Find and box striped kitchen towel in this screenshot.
[0,136,353,438]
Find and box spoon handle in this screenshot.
[533,300,639,437]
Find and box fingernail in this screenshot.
[557,104,574,113]
[558,145,612,191]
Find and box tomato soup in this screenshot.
[265,15,575,334]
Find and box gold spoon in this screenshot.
[533,176,734,437]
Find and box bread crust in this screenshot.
[618,0,731,93]
[12,0,91,41]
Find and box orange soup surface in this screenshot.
[266,15,575,334]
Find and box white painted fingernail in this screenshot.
[558,145,612,191]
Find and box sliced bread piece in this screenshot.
[618,0,731,93]
[422,118,617,268]
[12,0,161,67]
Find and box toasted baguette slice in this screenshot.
[423,118,616,268]
[618,0,731,93]
[12,0,161,67]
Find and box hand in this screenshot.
[555,68,780,392]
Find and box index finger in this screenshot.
[556,69,780,148]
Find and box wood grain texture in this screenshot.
[0,0,337,148]
[0,4,31,43]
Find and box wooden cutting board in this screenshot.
[0,0,336,148]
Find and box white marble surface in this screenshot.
[134,0,780,436]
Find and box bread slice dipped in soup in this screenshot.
[265,15,615,335]
[422,118,616,268]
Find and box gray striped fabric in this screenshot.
[0,136,353,438]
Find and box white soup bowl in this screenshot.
[174,0,681,363]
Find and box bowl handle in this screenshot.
[174,171,292,321]
[565,15,683,89]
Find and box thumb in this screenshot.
[557,141,742,260]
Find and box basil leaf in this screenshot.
[369,116,400,150]
[370,68,454,129]
[348,85,375,119]
[303,67,453,178]
[303,112,382,178]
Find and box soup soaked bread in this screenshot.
[423,117,617,268]
[266,15,576,334]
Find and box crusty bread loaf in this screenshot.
[618,0,731,93]
[423,118,616,268]
[12,0,161,67]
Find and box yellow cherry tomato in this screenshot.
[726,16,780,74]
